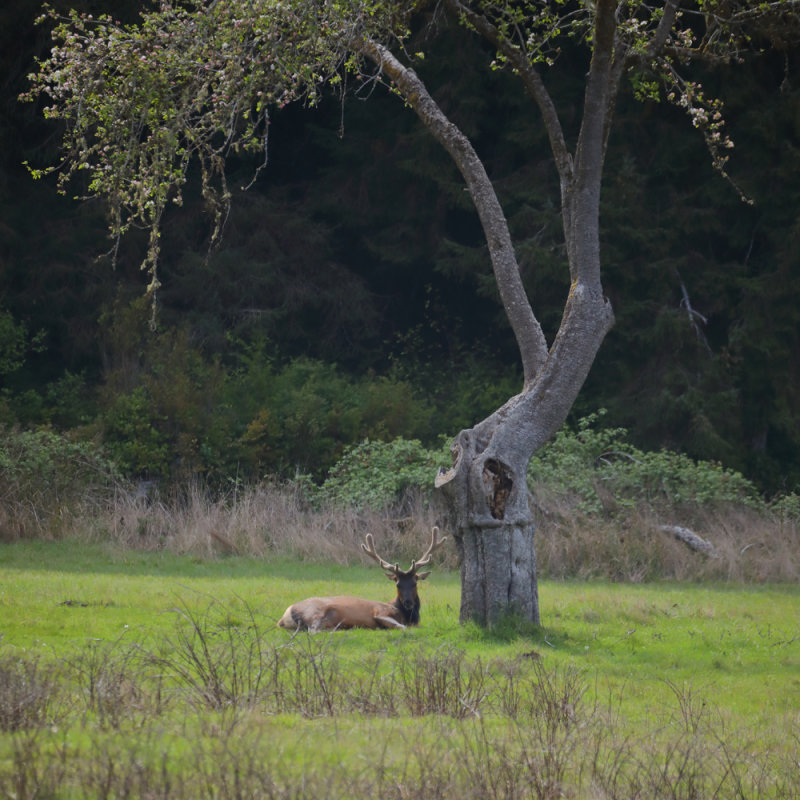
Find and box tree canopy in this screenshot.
[26,1,799,318]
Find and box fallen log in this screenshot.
[658,525,716,556]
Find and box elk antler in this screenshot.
[411,526,447,571]
[362,527,448,577]
[361,533,400,577]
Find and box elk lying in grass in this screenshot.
[277,527,447,631]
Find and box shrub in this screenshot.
[0,426,118,538]
[227,349,435,480]
[312,415,764,518]
[101,387,170,479]
[0,653,64,732]
[529,411,762,515]
[0,309,44,377]
[769,492,800,525]
[318,438,450,510]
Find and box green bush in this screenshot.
[91,321,441,483]
[0,373,97,430]
[529,411,762,515]
[0,426,118,538]
[310,413,766,517]
[0,310,28,376]
[317,438,450,510]
[227,345,435,479]
[98,322,237,481]
[102,387,170,479]
[768,492,800,524]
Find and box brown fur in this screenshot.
[277,527,446,632]
[277,596,407,631]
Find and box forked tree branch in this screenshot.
[648,0,682,58]
[356,37,550,382]
[442,0,573,187]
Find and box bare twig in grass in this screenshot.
[278,631,343,717]
[1,631,799,799]
[146,598,271,713]
[0,654,66,732]
[2,730,70,799]
[61,633,172,728]
[398,646,489,719]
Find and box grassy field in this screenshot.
[1,540,799,798]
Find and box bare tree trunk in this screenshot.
[456,522,539,624]
[359,39,550,626]
[436,417,541,624]
[437,279,613,625]
[361,2,619,626]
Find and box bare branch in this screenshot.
[357,36,550,381]
[575,0,617,181]
[648,0,682,59]
[443,0,573,186]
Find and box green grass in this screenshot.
[2,541,797,719]
[0,541,373,645]
[1,540,799,798]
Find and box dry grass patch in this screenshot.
[3,463,798,584]
[99,481,454,567]
[533,494,800,583]
[67,481,798,583]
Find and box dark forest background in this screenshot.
[2,0,799,493]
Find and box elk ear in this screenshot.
[384,571,398,581]
[415,570,431,581]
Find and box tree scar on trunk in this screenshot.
[483,458,513,520]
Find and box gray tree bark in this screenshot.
[360,0,621,625]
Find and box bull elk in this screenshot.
[277,527,447,631]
